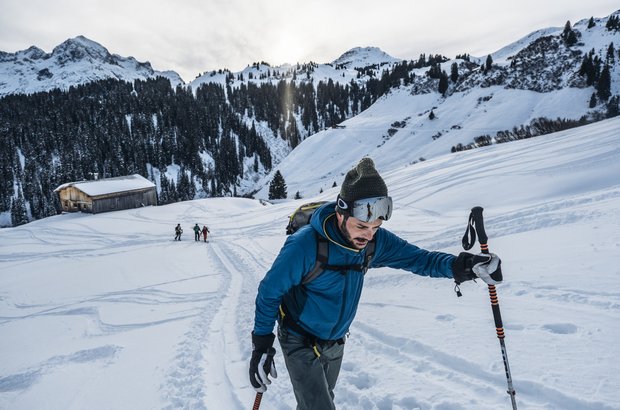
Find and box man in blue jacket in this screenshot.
[250,157,502,409]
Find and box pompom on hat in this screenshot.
[338,157,388,202]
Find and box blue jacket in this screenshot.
[253,202,456,340]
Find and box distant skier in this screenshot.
[174,224,183,241]
[202,225,210,242]
[193,223,201,241]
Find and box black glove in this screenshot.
[249,332,277,393]
[452,252,503,285]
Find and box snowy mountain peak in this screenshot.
[51,35,116,65]
[22,45,47,60]
[331,46,401,69]
[491,9,620,62]
[0,45,46,63]
[0,36,184,97]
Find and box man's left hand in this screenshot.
[471,253,502,284]
[452,252,503,285]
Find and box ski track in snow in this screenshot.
[0,346,122,393]
[159,245,228,410]
[12,209,614,409]
[415,187,620,251]
[1,191,618,409]
[342,321,616,410]
[200,241,246,408]
[1,119,619,409]
[0,274,221,325]
[158,223,280,408]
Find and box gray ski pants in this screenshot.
[277,326,345,410]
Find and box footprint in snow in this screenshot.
[347,371,373,390]
[542,323,578,334]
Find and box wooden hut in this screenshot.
[54,174,157,214]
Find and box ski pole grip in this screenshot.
[470,206,489,254]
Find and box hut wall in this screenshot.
[91,188,157,214]
[57,187,93,212]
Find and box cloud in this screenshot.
[1,0,618,82]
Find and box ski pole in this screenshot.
[252,392,262,410]
[464,206,518,410]
[251,346,276,410]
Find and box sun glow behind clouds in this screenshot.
[265,31,308,66]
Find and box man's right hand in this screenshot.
[249,332,277,393]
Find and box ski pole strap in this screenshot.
[461,206,489,253]
[461,213,476,251]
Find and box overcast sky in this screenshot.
[1,0,618,82]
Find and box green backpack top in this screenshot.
[285,201,328,235]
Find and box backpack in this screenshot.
[286,201,328,235]
[285,201,376,285]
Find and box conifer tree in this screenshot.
[607,43,615,63]
[485,55,493,71]
[587,17,595,29]
[159,173,170,204]
[597,65,612,101]
[438,72,449,96]
[562,21,578,46]
[268,170,287,200]
[606,15,619,31]
[10,195,29,226]
[607,95,619,118]
[450,62,459,82]
[589,92,598,108]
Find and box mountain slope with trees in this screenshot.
[0,10,619,227]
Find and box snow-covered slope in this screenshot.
[254,84,602,198]
[1,117,619,409]
[252,11,620,199]
[0,36,184,96]
[188,10,620,198]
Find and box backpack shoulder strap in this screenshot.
[302,233,328,285]
[301,232,377,285]
[362,239,376,274]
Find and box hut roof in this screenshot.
[54,174,155,196]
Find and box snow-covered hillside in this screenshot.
[254,84,599,199]
[207,10,617,198]
[1,117,619,409]
[0,36,183,96]
[252,11,620,199]
[2,12,619,183]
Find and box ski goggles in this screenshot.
[336,195,393,222]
